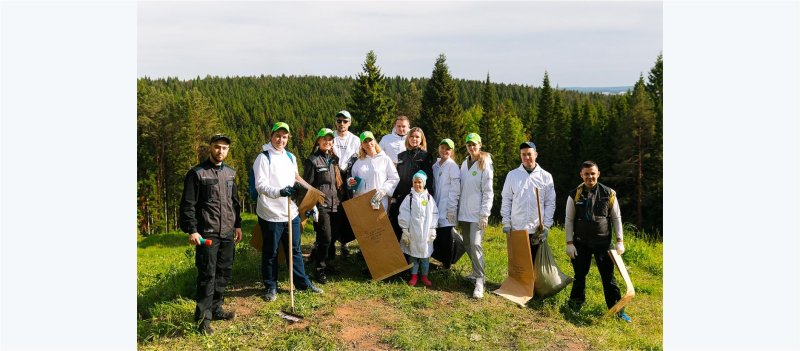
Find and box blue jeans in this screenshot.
[409,256,430,275]
[259,216,313,291]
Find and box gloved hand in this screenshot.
[428,229,437,243]
[347,177,357,187]
[304,206,319,222]
[478,216,488,230]
[447,212,457,224]
[371,189,385,204]
[502,226,511,234]
[537,227,549,242]
[615,241,625,255]
[401,229,410,246]
[279,186,296,197]
[566,243,578,259]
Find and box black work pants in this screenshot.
[568,241,621,309]
[388,199,402,241]
[313,210,335,269]
[194,236,235,322]
[332,208,355,245]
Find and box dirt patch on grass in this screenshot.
[318,299,400,350]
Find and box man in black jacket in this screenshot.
[179,134,243,335]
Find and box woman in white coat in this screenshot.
[347,131,400,212]
[432,138,461,268]
[458,133,494,299]
[398,171,438,287]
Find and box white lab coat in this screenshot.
[458,154,494,223]
[350,151,400,211]
[253,143,299,222]
[333,131,361,171]
[500,164,556,232]
[433,158,461,227]
[378,132,406,164]
[398,190,438,258]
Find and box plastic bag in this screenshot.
[432,227,466,269]
[533,240,574,299]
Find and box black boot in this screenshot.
[315,268,328,284]
[212,308,236,321]
[198,319,214,335]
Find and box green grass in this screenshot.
[138,213,662,350]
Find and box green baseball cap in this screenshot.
[359,131,375,143]
[465,133,482,144]
[271,122,290,134]
[317,128,335,138]
[439,138,455,149]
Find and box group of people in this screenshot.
[178,110,631,334]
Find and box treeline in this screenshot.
[137,51,663,238]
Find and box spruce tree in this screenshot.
[419,54,464,147]
[347,50,396,136]
[397,81,422,120]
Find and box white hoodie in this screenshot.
[458,154,494,223]
[433,157,461,227]
[333,131,361,171]
[500,163,556,232]
[378,132,406,164]
[398,189,438,258]
[253,143,299,222]
[350,151,400,211]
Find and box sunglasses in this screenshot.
[336,119,349,124]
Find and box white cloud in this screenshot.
[138,1,662,86]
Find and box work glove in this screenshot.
[428,229,437,243]
[502,226,511,234]
[615,241,625,255]
[478,216,488,230]
[401,229,410,246]
[447,212,457,225]
[371,189,385,204]
[566,243,578,259]
[304,206,319,222]
[537,227,549,242]
[279,186,296,197]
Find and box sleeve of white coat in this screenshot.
[429,198,439,229]
[565,196,576,242]
[254,154,281,199]
[479,163,494,218]
[382,159,400,197]
[543,174,556,228]
[610,194,624,241]
[447,164,461,216]
[398,195,411,229]
[500,173,513,227]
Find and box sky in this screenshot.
[138,1,663,87]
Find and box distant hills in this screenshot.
[561,86,632,95]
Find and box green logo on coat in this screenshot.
[422,200,428,206]
[472,171,477,176]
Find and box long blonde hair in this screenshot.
[467,148,490,171]
[404,127,427,151]
[358,141,383,159]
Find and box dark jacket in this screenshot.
[393,148,436,200]
[303,150,341,212]
[573,182,615,245]
[179,159,242,238]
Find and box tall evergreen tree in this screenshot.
[347,50,396,136]
[480,74,502,156]
[534,72,555,149]
[419,54,464,146]
[645,53,664,234]
[397,81,422,119]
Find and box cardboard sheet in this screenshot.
[342,189,413,280]
[606,250,635,315]
[298,187,325,223]
[249,222,286,262]
[492,230,535,306]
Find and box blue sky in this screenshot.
[138,1,662,87]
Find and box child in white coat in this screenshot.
[398,171,439,287]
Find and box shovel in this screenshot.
[277,196,304,323]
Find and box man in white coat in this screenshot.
[378,115,410,165]
[332,110,361,255]
[500,141,556,267]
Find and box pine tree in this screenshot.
[480,74,502,156]
[645,53,663,234]
[419,54,464,146]
[347,50,396,136]
[534,72,555,149]
[397,81,422,119]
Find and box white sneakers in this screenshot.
[473,278,485,299]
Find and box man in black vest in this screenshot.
[564,161,631,322]
[179,134,243,334]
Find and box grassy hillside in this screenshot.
[138,213,662,350]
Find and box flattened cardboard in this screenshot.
[606,250,636,315]
[298,187,324,223]
[342,189,412,280]
[492,230,535,306]
[249,221,286,262]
